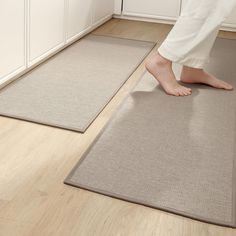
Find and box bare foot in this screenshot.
[180,66,233,90]
[145,53,192,96]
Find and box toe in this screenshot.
[178,89,186,96]
[174,91,181,96]
[185,87,192,92]
[166,89,179,96]
[181,87,190,96]
[183,88,192,96]
[184,90,190,96]
[184,91,190,96]
[183,88,190,94]
[224,83,233,90]
[217,82,233,90]
[173,89,181,96]
[186,89,192,95]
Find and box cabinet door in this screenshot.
[66,0,93,42]
[114,0,122,14]
[93,0,114,23]
[29,0,65,66]
[123,0,181,19]
[0,0,26,82]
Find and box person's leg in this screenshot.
[146,0,236,96]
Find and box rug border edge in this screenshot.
[63,69,236,228]
[64,179,236,228]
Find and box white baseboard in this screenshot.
[0,66,27,89]
[114,13,236,32]
[113,13,177,25]
[28,42,65,68]
[66,14,112,45]
[221,23,236,32]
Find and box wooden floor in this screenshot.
[0,18,236,236]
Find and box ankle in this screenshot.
[181,66,205,78]
[147,52,172,68]
[156,52,172,66]
[182,66,204,73]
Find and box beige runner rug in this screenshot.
[65,38,236,227]
[0,35,155,132]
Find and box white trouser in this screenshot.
[158,0,236,68]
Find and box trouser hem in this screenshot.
[158,45,208,69]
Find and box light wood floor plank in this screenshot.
[92,18,173,42]
[0,217,34,236]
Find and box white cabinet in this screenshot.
[123,0,181,20]
[1,0,115,86]
[114,0,122,14]
[66,0,93,42]
[121,0,236,30]
[29,0,114,62]
[93,0,114,23]
[28,0,65,66]
[0,0,26,83]
[66,0,114,43]
[224,9,236,27]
